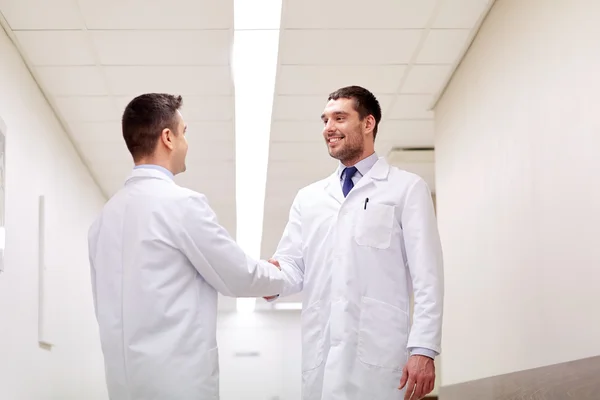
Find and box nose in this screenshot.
[324,120,336,133]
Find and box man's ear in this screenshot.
[160,128,174,150]
[364,115,376,135]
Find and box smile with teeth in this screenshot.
[328,137,344,143]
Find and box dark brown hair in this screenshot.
[122,93,183,160]
[328,86,382,139]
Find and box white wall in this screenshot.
[435,0,600,386]
[217,311,302,400]
[0,27,108,398]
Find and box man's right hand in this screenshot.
[264,258,281,300]
[268,258,281,270]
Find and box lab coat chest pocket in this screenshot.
[357,297,409,371]
[301,300,325,373]
[354,203,395,249]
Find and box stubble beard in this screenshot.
[329,140,364,165]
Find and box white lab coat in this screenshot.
[88,168,284,400]
[273,157,444,400]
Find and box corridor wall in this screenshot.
[435,0,600,386]
[0,25,107,398]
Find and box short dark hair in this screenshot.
[122,93,183,161]
[328,86,382,139]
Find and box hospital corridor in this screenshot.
[0,0,599,399]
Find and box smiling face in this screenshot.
[321,97,375,166]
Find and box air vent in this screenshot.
[387,147,434,164]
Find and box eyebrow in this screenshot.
[321,111,349,120]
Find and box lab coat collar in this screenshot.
[325,157,390,204]
[125,167,176,185]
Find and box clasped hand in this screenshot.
[263,258,280,301]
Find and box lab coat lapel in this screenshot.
[324,172,344,205]
[324,158,390,204]
[351,157,390,194]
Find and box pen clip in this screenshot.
[364,197,369,210]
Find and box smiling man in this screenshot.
[267,86,444,400]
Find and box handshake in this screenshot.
[264,258,281,301]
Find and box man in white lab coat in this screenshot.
[268,86,444,400]
[88,93,284,400]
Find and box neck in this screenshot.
[341,149,375,167]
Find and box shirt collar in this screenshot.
[133,164,174,180]
[337,152,379,179]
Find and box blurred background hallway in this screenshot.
[0,0,598,398]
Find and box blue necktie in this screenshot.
[342,166,358,197]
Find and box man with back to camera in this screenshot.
[87,93,284,400]
[266,86,444,400]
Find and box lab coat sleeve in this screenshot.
[402,178,444,354]
[272,192,305,298]
[178,194,285,298]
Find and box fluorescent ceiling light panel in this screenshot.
[233,0,282,314]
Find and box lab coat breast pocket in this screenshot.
[354,203,395,249]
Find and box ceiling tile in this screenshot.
[175,162,235,187]
[268,142,331,162]
[416,29,471,64]
[401,65,452,94]
[269,121,324,142]
[283,0,437,29]
[14,30,95,66]
[433,0,491,29]
[103,66,233,96]
[68,121,122,143]
[77,0,233,29]
[387,94,434,119]
[279,29,422,65]
[34,66,108,96]
[272,95,326,121]
[277,65,406,95]
[79,140,132,165]
[114,95,234,121]
[185,121,234,141]
[54,96,119,122]
[273,94,396,121]
[0,0,83,29]
[185,139,235,163]
[90,30,231,66]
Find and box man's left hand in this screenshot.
[398,355,435,400]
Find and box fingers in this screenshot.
[428,378,435,395]
[398,367,408,389]
[399,356,436,399]
[268,258,281,270]
[413,380,426,400]
[403,378,416,400]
